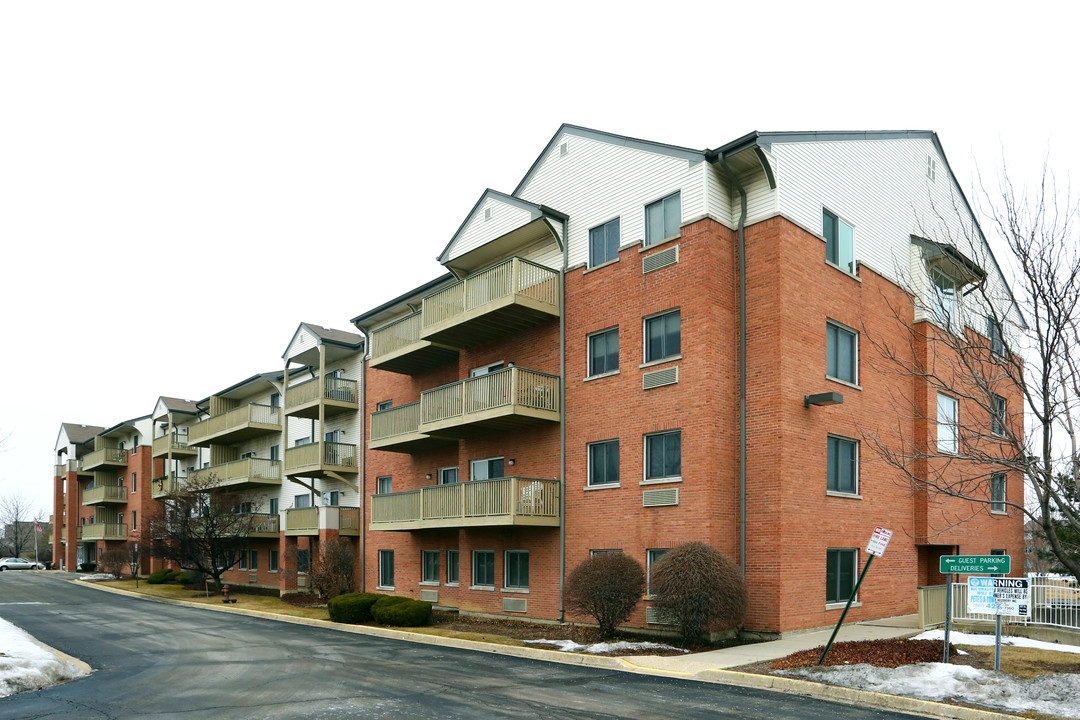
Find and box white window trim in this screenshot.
[826,433,859,496]
[643,190,682,248]
[937,393,960,455]
[469,457,505,482]
[472,549,495,588]
[826,547,860,605]
[643,430,682,484]
[588,216,622,268]
[469,361,505,377]
[421,550,440,585]
[990,474,1008,514]
[437,467,459,484]
[504,550,529,591]
[378,550,394,590]
[826,319,859,387]
[642,308,681,365]
[587,438,620,488]
[446,550,460,587]
[822,205,857,277]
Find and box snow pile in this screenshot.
[779,662,1080,719]
[78,574,117,581]
[913,629,1080,654]
[524,639,688,654]
[0,617,87,698]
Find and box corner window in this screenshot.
[645,430,681,482]
[826,548,857,604]
[823,208,855,273]
[826,321,858,384]
[505,550,529,590]
[588,439,620,486]
[588,328,619,377]
[379,550,394,588]
[991,474,1007,513]
[446,550,459,585]
[644,310,680,363]
[827,435,858,494]
[473,550,495,587]
[470,457,504,482]
[937,393,959,454]
[645,191,681,246]
[376,476,392,494]
[987,317,1006,357]
[589,217,621,267]
[646,548,669,597]
[421,550,440,583]
[991,394,1007,437]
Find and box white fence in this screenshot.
[949,574,1080,630]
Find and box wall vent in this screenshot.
[645,606,679,625]
[560,141,569,157]
[297,576,307,588]
[643,366,679,390]
[484,207,492,221]
[503,597,528,613]
[420,589,439,603]
[643,244,679,274]
[643,487,679,507]
[248,574,257,584]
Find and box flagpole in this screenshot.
[34,518,40,565]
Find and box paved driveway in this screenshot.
[0,573,925,719]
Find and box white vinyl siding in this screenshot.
[448,196,535,261]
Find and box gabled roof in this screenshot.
[281,322,364,361]
[157,396,200,414]
[57,423,105,447]
[98,415,151,441]
[200,370,284,404]
[350,273,455,329]
[436,189,566,266]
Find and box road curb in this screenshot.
[72,579,1023,719]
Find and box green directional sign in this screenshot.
[940,555,1011,574]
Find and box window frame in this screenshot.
[438,467,459,485]
[826,548,858,605]
[931,268,958,329]
[421,550,440,584]
[376,400,393,412]
[826,434,859,496]
[504,550,529,591]
[469,457,504,482]
[646,548,669,597]
[378,549,395,589]
[587,327,619,378]
[376,476,393,494]
[991,394,1007,437]
[644,430,681,483]
[269,549,279,573]
[987,316,1006,357]
[587,439,620,487]
[991,473,1007,514]
[825,320,858,386]
[643,309,681,364]
[588,217,621,267]
[446,550,460,586]
[937,393,960,454]
[472,549,495,588]
[822,208,855,274]
[644,191,681,247]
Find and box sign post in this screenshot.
[967,575,1029,671]
[818,527,892,666]
[938,555,1013,664]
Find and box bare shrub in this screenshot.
[565,552,645,638]
[309,537,357,599]
[99,547,130,578]
[650,542,747,645]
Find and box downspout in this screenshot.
[357,327,369,593]
[558,216,568,622]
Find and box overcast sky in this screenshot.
[1,1,1077,515]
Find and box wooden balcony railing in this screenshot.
[151,473,184,499]
[81,446,127,470]
[284,442,357,476]
[370,477,560,531]
[370,402,421,443]
[81,523,127,541]
[82,484,127,505]
[152,433,198,457]
[420,367,559,430]
[244,513,279,537]
[371,312,423,360]
[282,506,360,536]
[284,507,319,535]
[285,376,359,418]
[188,404,281,446]
[188,458,282,489]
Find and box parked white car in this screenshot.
[0,557,46,571]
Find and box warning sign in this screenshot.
[967,577,1032,617]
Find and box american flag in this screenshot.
[35,521,42,533]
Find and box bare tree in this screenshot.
[0,491,42,558]
[148,473,261,591]
[863,161,1080,578]
[308,537,357,599]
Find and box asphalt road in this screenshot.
[0,572,925,720]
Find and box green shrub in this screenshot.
[166,569,182,582]
[328,592,384,623]
[78,562,97,572]
[147,568,173,585]
[176,570,205,586]
[371,597,432,627]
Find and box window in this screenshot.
[294,494,311,509]
[249,550,258,571]
[422,550,440,583]
[589,217,621,267]
[822,208,855,273]
[131,510,137,530]
[991,473,1007,513]
[472,550,495,587]
[645,430,681,481]
[438,467,459,485]
[470,362,504,377]
[446,550,459,585]
[378,550,395,588]
[827,436,858,495]
[646,548,669,596]
[645,191,681,246]
[117,512,124,528]
[326,491,341,506]
[239,550,248,570]
[131,473,137,493]
[470,457,504,482]
[269,445,280,461]
[991,394,1007,436]
[590,549,622,556]
[826,549,858,604]
[987,317,1005,357]
[270,392,280,408]
[295,437,311,447]
[644,310,680,363]
[269,498,279,515]
[931,269,957,328]
[376,476,392,494]
[269,549,279,572]
[297,549,311,574]
[588,328,619,377]
[588,439,620,486]
[376,400,393,412]
[325,430,342,444]
[937,393,959,454]
[826,322,858,384]
[505,550,529,590]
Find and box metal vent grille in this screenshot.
[248,574,257,584]
[503,597,528,613]
[643,366,679,390]
[297,576,307,588]
[560,141,569,157]
[643,245,679,274]
[643,487,679,507]
[646,606,679,625]
[420,589,439,603]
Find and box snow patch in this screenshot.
[0,617,88,698]
[524,639,688,654]
[913,629,1080,654]
[78,574,117,581]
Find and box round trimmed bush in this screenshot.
[328,592,384,624]
[371,597,432,627]
[147,569,173,585]
[175,570,205,586]
[651,542,747,645]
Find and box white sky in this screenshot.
[2,1,1078,515]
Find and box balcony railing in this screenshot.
[419,367,560,435]
[152,433,199,457]
[284,442,358,477]
[82,484,127,505]
[188,458,282,490]
[81,447,127,471]
[285,377,359,419]
[151,473,184,499]
[369,312,459,375]
[242,513,280,538]
[188,404,281,446]
[284,507,319,535]
[81,523,128,541]
[370,477,560,531]
[282,506,361,536]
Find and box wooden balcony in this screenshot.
[151,473,184,499]
[82,484,127,505]
[368,402,454,453]
[152,434,200,458]
[285,377,359,419]
[283,507,318,536]
[81,523,128,541]
[242,513,280,538]
[81,447,127,471]
[420,258,559,347]
[283,506,360,537]
[370,477,561,531]
[369,312,459,375]
[418,367,560,437]
[188,404,282,447]
[284,442,358,478]
[188,458,282,490]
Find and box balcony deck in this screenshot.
[81,447,127,471]
[188,404,282,447]
[151,473,184,499]
[82,485,127,505]
[81,523,128,541]
[188,458,282,490]
[369,312,460,375]
[370,477,560,531]
[418,367,560,438]
[284,442,358,478]
[368,402,455,453]
[285,377,359,419]
[152,434,200,458]
[283,506,360,536]
[242,513,280,538]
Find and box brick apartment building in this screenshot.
[51,125,1024,635]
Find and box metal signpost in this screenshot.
[967,576,1030,670]
[818,527,892,665]
[938,555,1012,664]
